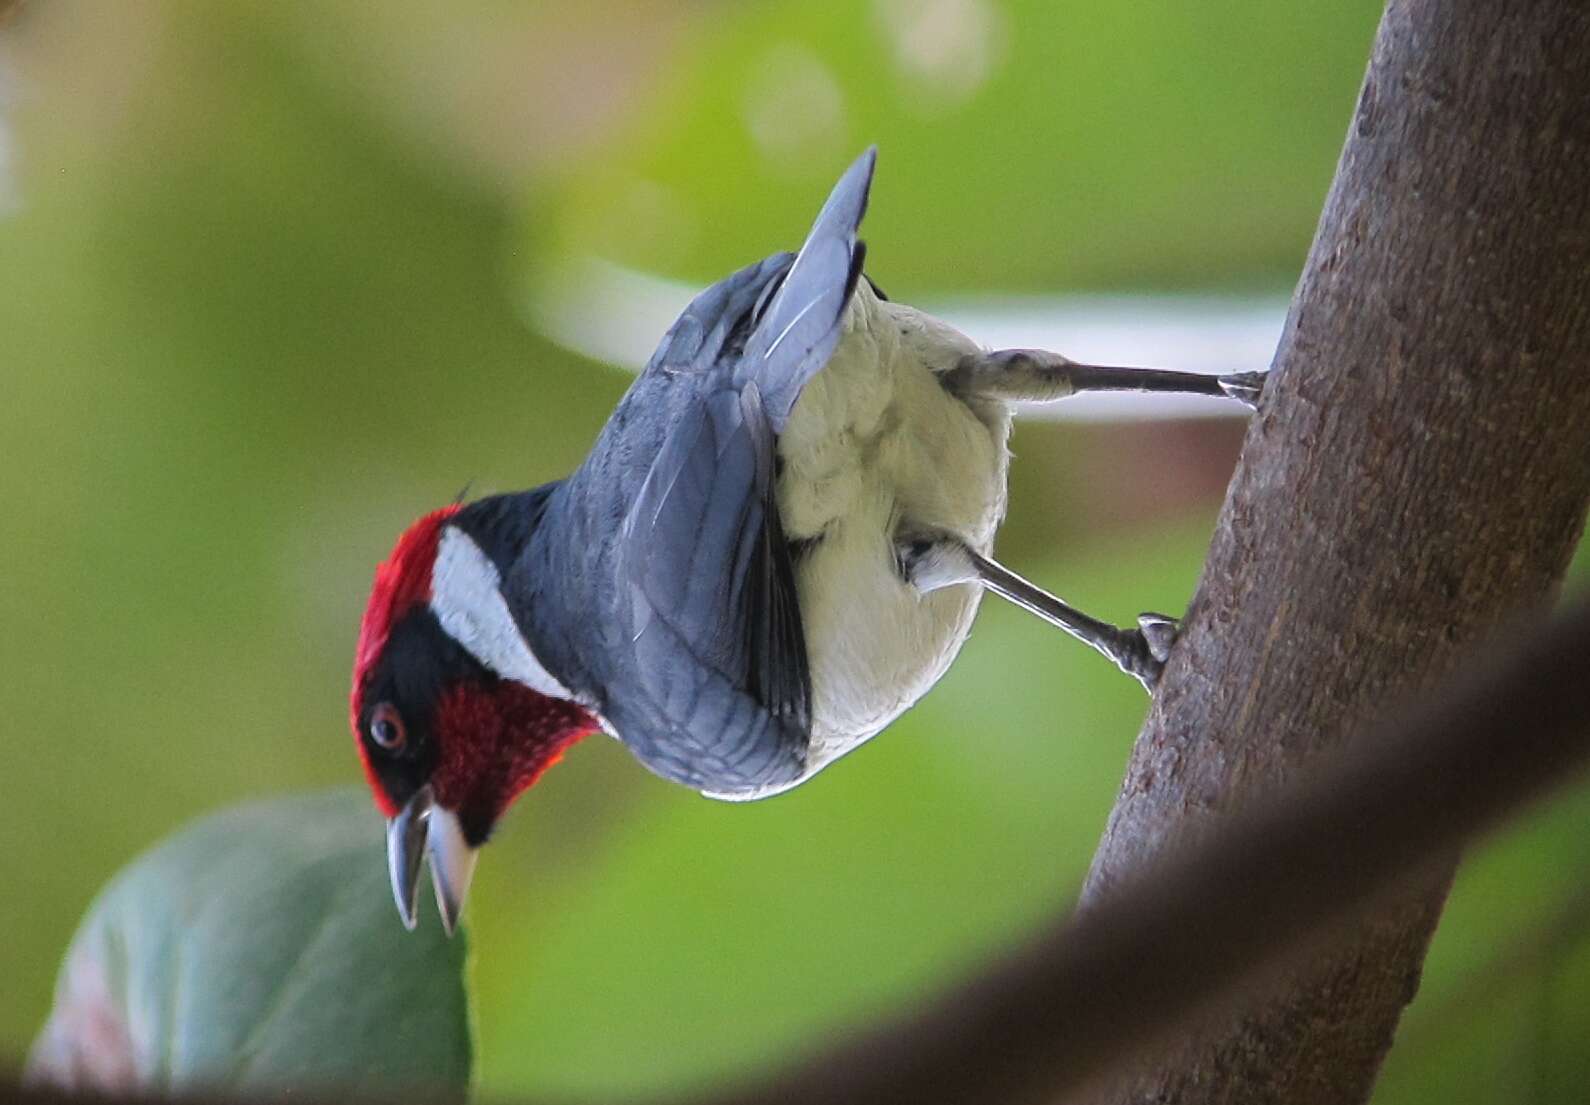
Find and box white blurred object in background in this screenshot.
[0,41,18,216]
[530,256,1286,422]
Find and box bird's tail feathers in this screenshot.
[740,146,876,426]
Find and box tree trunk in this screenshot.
[1080,1,1590,1102]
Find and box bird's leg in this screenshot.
[898,533,1176,693]
[945,349,1266,410]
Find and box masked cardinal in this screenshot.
[350,148,1262,932]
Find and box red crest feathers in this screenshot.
[350,505,463,810]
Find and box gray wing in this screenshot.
[609,385,807,789]
[603,148,876,793]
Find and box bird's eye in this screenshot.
[369,703,407,751]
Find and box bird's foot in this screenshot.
[1218,370,1268,410]
[1115,612,1180,693]
[1138,612,1179,663]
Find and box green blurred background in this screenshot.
[2,1,1586,1101]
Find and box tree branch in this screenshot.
[1080,0,1590,1100]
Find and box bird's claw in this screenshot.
[1116,612,1181,693]
[1218,370,1268,410]
[1137,612,1179,663]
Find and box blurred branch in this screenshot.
[694,602,1590,1105]
[7,606,1590,1102]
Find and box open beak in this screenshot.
[385,784,479,936]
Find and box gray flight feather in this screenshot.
[738,146,875,426]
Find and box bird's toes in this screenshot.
[1218,370,1268,410]
[1136,612,1180,664]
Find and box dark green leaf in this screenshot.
[27,789,472,1100]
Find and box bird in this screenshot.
[350,148,1264,933]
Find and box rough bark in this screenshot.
[1079,1,1590,1103]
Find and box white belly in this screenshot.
[711,285,1010,799]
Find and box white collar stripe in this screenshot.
[430,526,574,701]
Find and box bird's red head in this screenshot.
[351,502,596,932]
